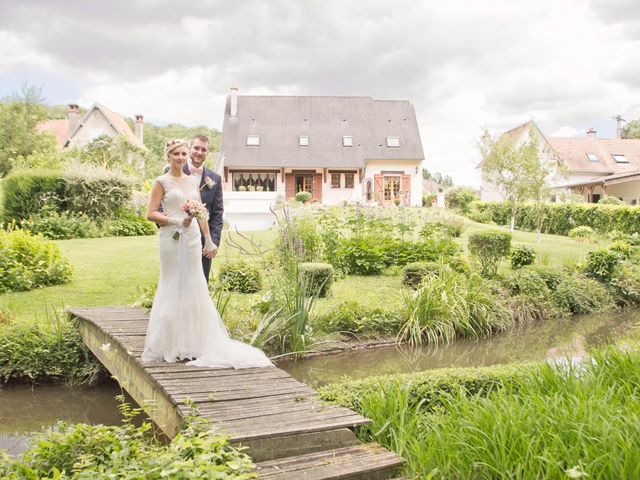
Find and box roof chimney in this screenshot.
[230,85,238,118]
[135,114,144,144]
[68,104,80,133]
[586,128,597,139]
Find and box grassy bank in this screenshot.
[321,346,640,479]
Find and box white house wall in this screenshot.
[364,159,422,206]
[67,111,117,148]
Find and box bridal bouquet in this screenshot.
[172,199,210,240]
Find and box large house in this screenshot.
[479,120,640,205]
[37,103,145,151]
[218,89,425,206]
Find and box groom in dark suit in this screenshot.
[185,135,224,282]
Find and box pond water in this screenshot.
[1,310,638,456]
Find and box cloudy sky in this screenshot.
[1,0,639,186]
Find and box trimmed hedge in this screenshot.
[1,167,133,222]
[318,363,530,411]
[299,262,334,297]
[218,261,262,293]
[469,201,640,235]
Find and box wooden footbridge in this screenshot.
[69,306,404,479]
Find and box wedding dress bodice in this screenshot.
[157,174,201,218]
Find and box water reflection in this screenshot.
[278,311,640,387]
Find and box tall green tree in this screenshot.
[480,126,552,232]
[622,119,640,139]
[0,83,56,176]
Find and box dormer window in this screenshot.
[246,135,260,146]
[613,154,628,163]
[386,137,400,148]
[343,136,353,147]
[586,153,599,162]
[299,135,309,146]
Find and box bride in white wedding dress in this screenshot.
[142,139,273,368]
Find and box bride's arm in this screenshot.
[197,218,217,258]
[146,180,191,227]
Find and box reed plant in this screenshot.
[399,264,511,345]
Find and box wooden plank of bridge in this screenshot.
[69,306,404,479]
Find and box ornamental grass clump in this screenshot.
[399,264,511,345]
[468,230,512,277]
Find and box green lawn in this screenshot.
[1,212,599,324]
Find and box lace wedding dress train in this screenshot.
[141,174,273,368]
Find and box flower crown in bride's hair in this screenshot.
[164,138,189,161]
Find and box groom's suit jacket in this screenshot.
[187,164,224,247]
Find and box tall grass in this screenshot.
[399,264,511,345]
[353,347,640,479]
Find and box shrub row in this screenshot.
[318,362,529,411]
[1,167,133,222]
[0,229,73,293]
[469,201,640,235]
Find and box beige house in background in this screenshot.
[218,89,425,206]
[38,103,145,151]
[479,120,640,205]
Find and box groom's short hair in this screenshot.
[192,134,209,144]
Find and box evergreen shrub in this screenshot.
[299,262,334,297]
[294,191,312,203]
[568,225,594,241]
[510,244,536,269]
[0,229,73,293]
[468,230,512,277]
[218,261,262,293]
[102,210,157,237]
[598,196,624,205]
[0,170,65,222]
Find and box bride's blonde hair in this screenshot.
[164,138,189,162]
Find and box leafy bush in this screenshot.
[294,191,312,203]
[466,204,494,224]
[62,164,133,219]
[102,210,157,237]
[399,265,511,345]
[380,236,461,267]
[551,275,614,314]
[0,169,65,222]
[585,248,620,281]
[598,196,624,205]
[421,218,465,238]
[468,230,512,277]
[0,404,256,478]
[608,240,634,259]
[568,225,594,241]
[218,261,262,293]
[316,300,401,335]
[422,193,436,207]
[401,261,439,288]
[510,244,536,269]
[611,262,640,306]
[333,236,386,275]
[607,230,640,246]
[299,262,334,297]
[501,270,550,299]
[22,209,101,240]
[469,201,640,235]
[445,187,477,213]
[0,315,103,385]
[0,229,73,293]
[526,265,567,291]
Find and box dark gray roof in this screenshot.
[220,95,424,168]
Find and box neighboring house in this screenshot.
[479,120,640,205]
[37,103,145,151]
[422,179,442,194]
[218,89,425,206]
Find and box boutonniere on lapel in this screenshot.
[201,176,216,190]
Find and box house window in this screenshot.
[345,173,354,188]
[343,136,353,147]
[383,176,401,201]
[296,174,314,194]
[586,153,599,162]
[232,172,276,191]
[386,137,400,148]
[246,135,260,146]
[299,135,309,146]
[331,173,341,188]
[612,154,628,163]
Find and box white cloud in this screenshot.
[1,0,640,186]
